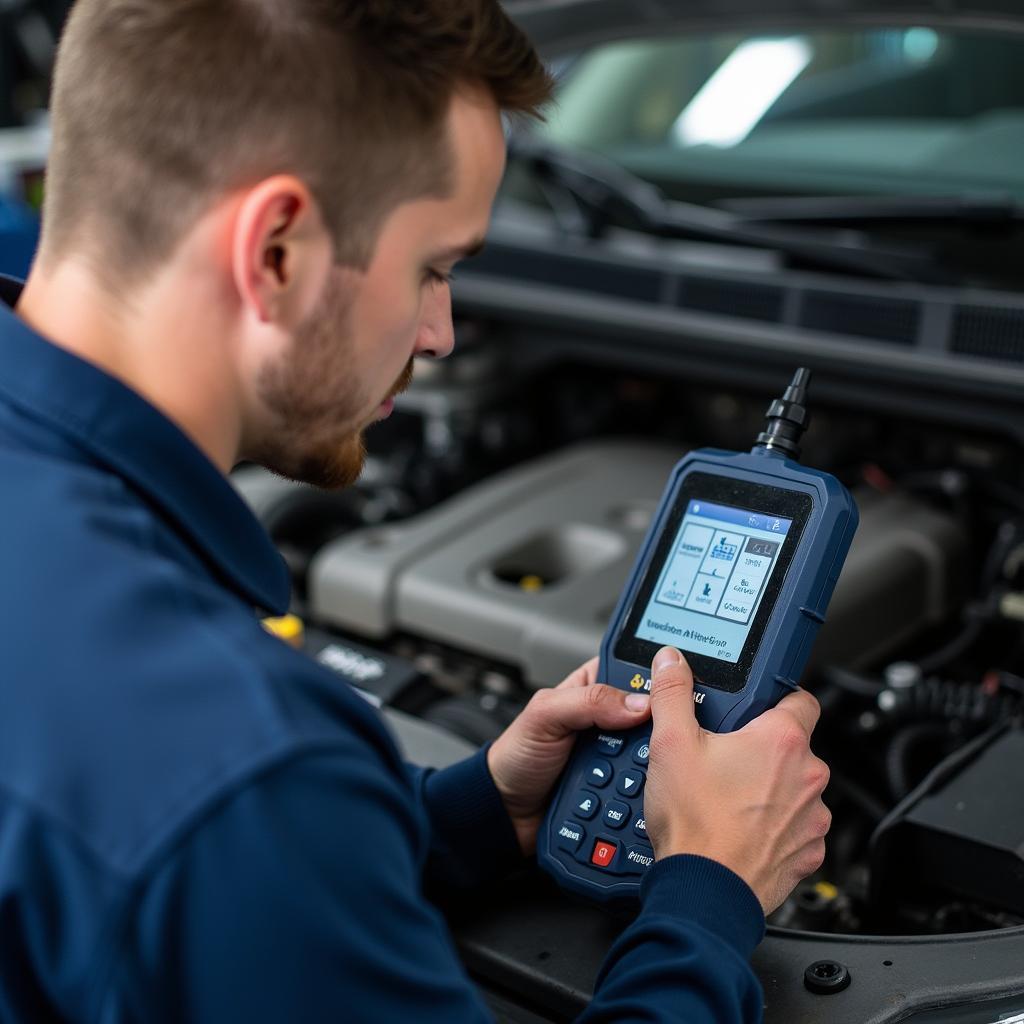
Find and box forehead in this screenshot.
[446,85,507,196]
[374,88,506,256]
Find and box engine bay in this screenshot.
[235,329,1024,1020]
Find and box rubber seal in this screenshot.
[804,960,852,995]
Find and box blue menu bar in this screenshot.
[686,499,792,536]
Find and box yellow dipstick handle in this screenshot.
[262,614,305,649]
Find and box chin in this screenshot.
[262,432,367,491]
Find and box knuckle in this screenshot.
[811,758,831,792]
[529,688,556,713]
[813,806,833,838]
[583,684,609,710]
[796,841,826,879]
[649,726,679,761]
[808,840,827,873]
[798,689,822,717]
[778,726,807,756]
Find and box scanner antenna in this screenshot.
[755,367,811,460]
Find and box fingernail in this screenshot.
[652,646,682,679]
[625,693,650,712]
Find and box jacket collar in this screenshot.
[0,277,290,614]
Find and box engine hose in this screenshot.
[822,666,885,698]
[886,721,951,800]
[915,613,985,675]
[830,773,888,824]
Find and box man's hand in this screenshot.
[487,659,652,855]
[643,647,831,914]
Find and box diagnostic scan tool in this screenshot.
[539,369,859,902]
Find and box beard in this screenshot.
[249,270,414,490]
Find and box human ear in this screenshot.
[230,175,332,327]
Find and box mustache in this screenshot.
[388,358,415,400]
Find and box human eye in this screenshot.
[423,268,456,287]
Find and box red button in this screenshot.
[591,839,617,868]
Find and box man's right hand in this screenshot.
[643,646,831,915]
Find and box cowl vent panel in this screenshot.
[952,305,1024,364]
[800,292,919,345]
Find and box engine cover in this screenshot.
[308,440,966,687]
[309,441,677,687]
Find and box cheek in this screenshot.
[361,286,423,361]
[350,254,426,376]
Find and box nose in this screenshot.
[414,280,456,360]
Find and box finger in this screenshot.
[648,647,699,740]
[555,656,600,690]
[773,688,822,737]
[529,682,651,740]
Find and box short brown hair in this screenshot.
[41,0,553,285]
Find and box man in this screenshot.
[0,1,830,1020]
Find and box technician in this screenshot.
[0,2,830,1021]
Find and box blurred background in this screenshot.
[0,0,66,278]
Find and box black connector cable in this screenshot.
[755,367,812,461]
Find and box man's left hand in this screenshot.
[487,658,652,856]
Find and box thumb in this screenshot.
[649,647,699,740]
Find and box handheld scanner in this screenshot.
[538,369,859,903]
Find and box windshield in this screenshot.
[531,27,1024,204]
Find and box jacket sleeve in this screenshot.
[96,748,496,1024]
[406,746,524,893]
[409,755,764,1022]
[578,854,766,1024]
[97,748,764,1024]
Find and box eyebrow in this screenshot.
[432,237,486,263]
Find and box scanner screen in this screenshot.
[634,499,793,664]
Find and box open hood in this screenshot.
[509,0,1024,51]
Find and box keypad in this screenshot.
[552,732,654,877]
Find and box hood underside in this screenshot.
[510,0,1024,51]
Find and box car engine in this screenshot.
[235,327,1024,1020]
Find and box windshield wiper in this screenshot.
[720,193,1024,229]
[507,137,950,284]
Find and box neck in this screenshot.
[16,256,243,474]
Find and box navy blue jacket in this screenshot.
[0,278,765,1022]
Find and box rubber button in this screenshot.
[556,821,585,854]
[585,759,613,788]
[572,790,600,820]
[633,815,648,838]
[595,733,625,757]
[622,844,655,874]
[616,769,645,798]
[603,800,630,830]
[590,839,617,869]
[631,739,650,766]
